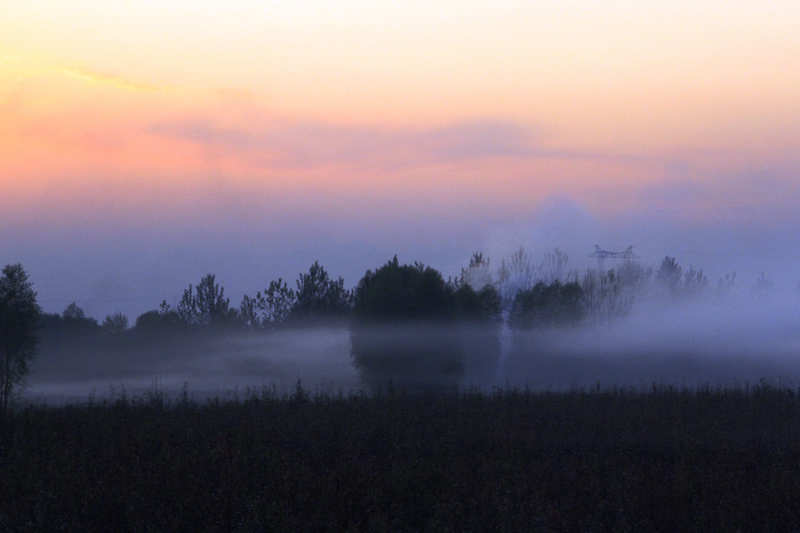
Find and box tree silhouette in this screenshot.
[261,278,296,326]
[351,256,499,389]
[239,294,259,328]
[0,264,41,415]
[353,257,456,323]
[62,302,86,321]
[453,282,501,321]
[581,262,650,324]
[682,266,708,298]
[240,278,298,329]
[134,310,179,334]
[452,280,502,384]
[177,274,234,327]
[511,280,584,329]
[540,248,569,284]
[497,247,537,304]
[656,256,683,295]
[753,272,773,299]
[101,313,129,335]
[56,302,99,336]
[290,261,351,324]
[459,251,494,290]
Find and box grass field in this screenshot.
[3,384,800,531]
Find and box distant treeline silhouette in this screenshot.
[39,251,749,336]
[3,250,786,395]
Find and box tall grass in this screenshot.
[2,384,800,531]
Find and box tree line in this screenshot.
[0,250,788,408]
[30,252,773,338]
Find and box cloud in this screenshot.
[634,171,800,224]
[147,114,667,179]
[148,118,559,169]
[61,66,160,92]
[413,121,538,159]
[149,120,253,147]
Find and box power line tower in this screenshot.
[589,245,637,272]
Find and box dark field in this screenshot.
[3,385,800,532]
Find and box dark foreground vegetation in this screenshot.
[3,385,800,531]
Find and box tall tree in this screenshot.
[242,278,297,328]
[239,294,259,328]
[458,251,494,291]
[497,247,537,304]
[260,278,296,326]
[0,264,41,415]
[177,274,233,327]
[656,256,683,295]
[290,261,351,324]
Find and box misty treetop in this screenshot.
[581,261,651,325]
[655,255,709,298]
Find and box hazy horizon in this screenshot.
[3,1,799,320]
[4,200,799,321]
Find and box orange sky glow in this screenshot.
[3,1,800,221]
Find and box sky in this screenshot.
[2,1,800,319]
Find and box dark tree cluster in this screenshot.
[510,280,585,329]
[351,256,501,389]
[25,261,355,388]
[133,260,353,334]
[41,302,99,336]
[528,255,711,330]
[25,261,353,368]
